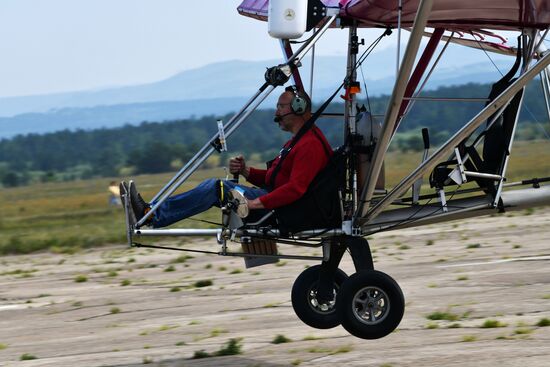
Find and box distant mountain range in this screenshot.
[0,44,513,139]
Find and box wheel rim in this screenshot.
[307,283,338,314]
[351,286,390,325]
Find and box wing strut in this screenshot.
[353,0,434,226]
[136,14,338,228]
[359,48,550,225]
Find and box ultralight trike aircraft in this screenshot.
[121,0,550,339]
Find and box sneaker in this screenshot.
[128,180,151,224]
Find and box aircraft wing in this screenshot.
[238,0,550,30]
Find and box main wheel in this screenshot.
[337,270,404,339]
[291,265,348,329]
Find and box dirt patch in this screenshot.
[0,207,549,366]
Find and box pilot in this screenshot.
[127,86,332,228]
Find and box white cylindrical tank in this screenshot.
[268,0,308,39]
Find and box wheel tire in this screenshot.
[291,265,348,329]
[337,270,404,339]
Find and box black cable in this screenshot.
[370,184,464,233]
[187,217,223,227]
[359,65,376,145]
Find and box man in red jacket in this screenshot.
[128,86,332,228]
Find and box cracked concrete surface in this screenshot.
[0,207,549,366]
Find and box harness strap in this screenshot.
[267,84,343,190]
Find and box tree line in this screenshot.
[1,82,549,187]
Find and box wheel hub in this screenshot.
[352,286,390,325]
[308,285,338,314]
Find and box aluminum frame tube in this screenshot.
[354,0,434,224]
[492,30,537,207]
[287,14,337,66]
[397,28,444,129]
[137,85,276,226]
[404,97,490,102]
[136,229,221,236]
[148,86,267,204]
[401,32,454,119]
[135,227,343,239]
[146,16,336,207]
[363,184,550,234]
[138,17,338,227]
[280,40,303,88]
[359,50,550,225]
[541,69,550,121]
[344,25,359,213]
[309,29,316,99]
[464,171,502,180]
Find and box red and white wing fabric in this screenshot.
[238,0,550,30]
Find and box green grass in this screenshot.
[193,279,213,288]
[191,338,242,359]
[426,311,460,321]
[481,319,507,328]
[74,275,88,283]
[302,335,321,341]
[170,255,193,264]
[1,141,548,255]
[0,170,221,255]
[142,356,153,364]
[20,353,37,360]
[536,318,550,327]
[272,334,292,344]
[425,322,439,329]
[192,350,210,359]
[209,328,228,337]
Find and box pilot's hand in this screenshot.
[247,198,265,210]
[229,155,248,178]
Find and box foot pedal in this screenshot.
[228,188,249,218]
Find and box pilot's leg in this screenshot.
[151,178,222,228]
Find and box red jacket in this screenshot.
[247,125,332,209]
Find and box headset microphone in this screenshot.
[274,112,293,123]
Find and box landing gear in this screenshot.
[290,237,405,339]
[337,270,405,339]
[291,265,348,329]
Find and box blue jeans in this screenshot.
[151,178,267,228]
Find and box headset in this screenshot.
[285,85,309,115]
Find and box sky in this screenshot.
[0,0,391,98]
[0,1,529,99]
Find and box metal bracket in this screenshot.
[454,147,467,182]
[437,188,448,212]
[264,64,293,86]
[322,241,331,261]
[120,184,135,247]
